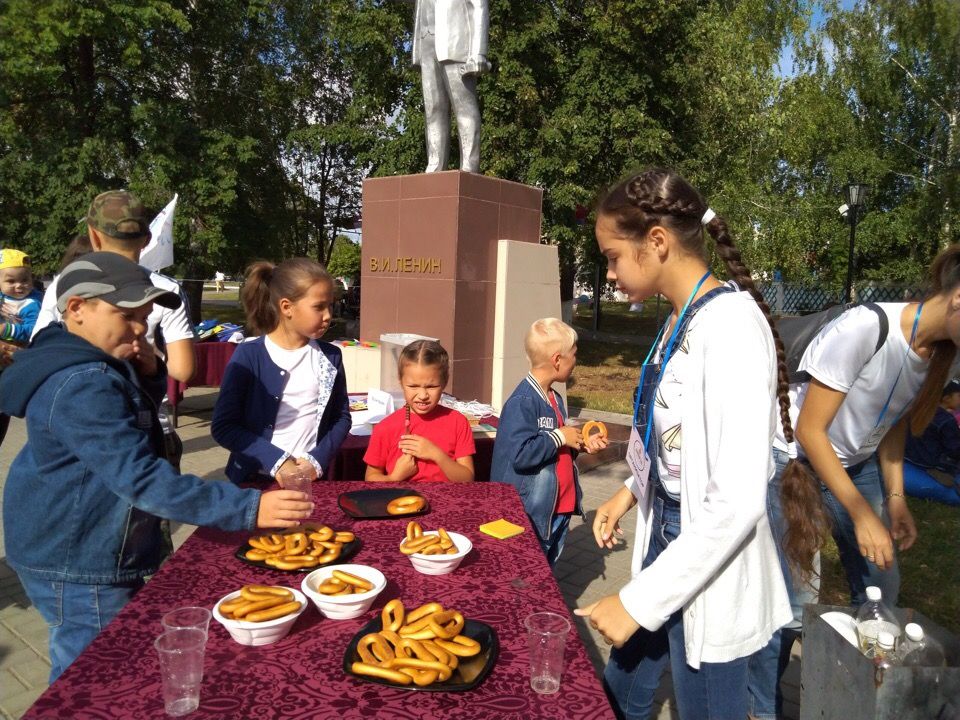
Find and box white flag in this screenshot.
[140,194,177,272]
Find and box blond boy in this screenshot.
[491,318,607,565]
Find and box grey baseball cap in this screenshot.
[56,251,181,313]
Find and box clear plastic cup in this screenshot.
[162,607,212,636]
[155,628,206,716]
[525,611,570,694]
[280,467,312,495]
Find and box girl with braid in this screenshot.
[750,245,960,719]
[575,169,826,720]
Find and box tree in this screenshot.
[326,234,362,280]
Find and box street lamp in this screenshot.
[842,179,870,304]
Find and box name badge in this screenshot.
[626,426,651,507]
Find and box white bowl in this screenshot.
[212,587,307,646]
[301,564,387,620]
[401,531,473,576]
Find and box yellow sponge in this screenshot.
[479,518,525,540]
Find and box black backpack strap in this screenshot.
[863,302,889,355]
[792,302,889,385]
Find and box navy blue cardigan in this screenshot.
[211,337,352,484]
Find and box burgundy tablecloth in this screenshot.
[327,417,498,482]
[23,482,614,720]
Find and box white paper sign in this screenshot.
[366,388,395,421]
[626,426,651,507]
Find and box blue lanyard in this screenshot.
[875,302,922,427]
[633,271,713,448]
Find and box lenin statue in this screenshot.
[412,0,490,174]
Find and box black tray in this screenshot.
[343,617,498,692]
[337,488,430,520]
[234,537,361,573]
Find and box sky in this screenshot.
[776,0,857,77]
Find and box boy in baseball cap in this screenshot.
[0,252,314,683]
[0,248,43,345]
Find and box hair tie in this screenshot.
[701,208,716,226]
[787,441,798,460]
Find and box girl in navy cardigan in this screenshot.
[212,258,351,486]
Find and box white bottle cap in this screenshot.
[865,586,882,601]
[877,630,896,648]
[905,623,924,641]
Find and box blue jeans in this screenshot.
[903,461,960,506]
[603,494,749,720]
[821,456,900,606]
[540,512,572,567]
[748,449,818,719]
[17,574,143,683]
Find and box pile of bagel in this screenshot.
[244,524,355,570]
[351,599,481,686]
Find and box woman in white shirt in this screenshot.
[747,248,960,719]
[575,169,826,720]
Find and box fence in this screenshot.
[758,282,926,316]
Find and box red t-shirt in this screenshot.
[363,405,476,482]
[549,392,576,514]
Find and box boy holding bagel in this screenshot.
[492,318,608,565]
[0,252,314,683]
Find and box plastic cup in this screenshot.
[155,628,206,717]
[162,607,212,636]
[525,611,570,695]
[281,468,312,495]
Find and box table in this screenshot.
[327,417,498,482]
[166,342,237,427]
[23,482,615,720]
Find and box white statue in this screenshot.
[411,0,490,174]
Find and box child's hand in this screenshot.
[398,434,442,462]
[390,451,418,481]
[275,458,301,485]
[558,425,582,450]
[294,456,319,481]
[256,489,314,528]
[583,433,610,454]
[115,336,159,377]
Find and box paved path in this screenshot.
[0,389,801,719]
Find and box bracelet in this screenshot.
[885,492,906,501]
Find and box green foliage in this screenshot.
[326,234,361,280]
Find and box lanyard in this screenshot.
[875,302,922,427]
[633,271,712,448]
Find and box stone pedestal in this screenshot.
[360,171,542,403]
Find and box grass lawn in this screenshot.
[567,299,960,634]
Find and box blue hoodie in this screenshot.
[0,324,261,584]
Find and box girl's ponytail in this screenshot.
[241,261,278,336]
[706,217,830,580]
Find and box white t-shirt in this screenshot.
[775,303,934,466]
[652,326,689,497]
[264,335,322,458]
[32,270,195,349]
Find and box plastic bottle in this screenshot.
[873,630,899,686]
[856,586,900,658]
[897,622,946,667]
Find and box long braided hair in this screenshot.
[598,168,828,578]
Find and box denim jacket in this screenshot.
[0,325,261,584]
[491,374,584,541]
[211,337,352,484]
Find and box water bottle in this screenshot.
[873,630,899,685]
[856,586,900,657]
[897,622,946,667]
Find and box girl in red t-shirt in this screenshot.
[364,340,475,482]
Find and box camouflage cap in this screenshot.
[86,190,150,241]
